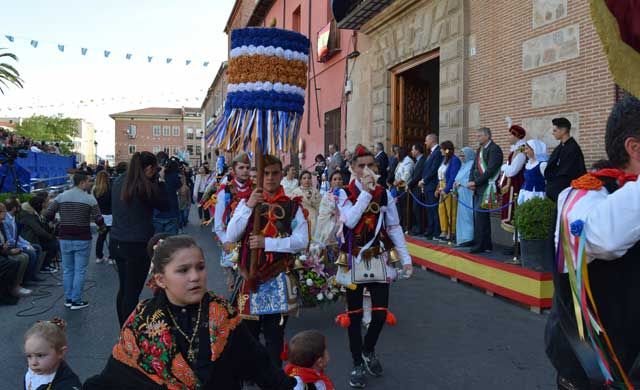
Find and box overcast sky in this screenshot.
[0,0,235,157]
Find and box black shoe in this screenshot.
[362,351,383,377]
[70,301,89,310]
[64,300,72,308]
[469,247,483,254]
[349,364,367,388]
[455,241,473,248]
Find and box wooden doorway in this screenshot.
[391,50,440,151]
[324,107,342,155]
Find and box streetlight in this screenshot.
[94,140,98,165]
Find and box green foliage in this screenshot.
[514,197,556,240]
[0,192,33,204]
[16,115,78,150]
[0,48,23,94]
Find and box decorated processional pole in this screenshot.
[207,27,310,288]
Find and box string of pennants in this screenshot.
[3,34,212,67]
[0,91,207,113]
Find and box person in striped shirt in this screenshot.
[45,172,104,310]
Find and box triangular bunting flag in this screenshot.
[147,56,153,63]
[126,53,132,60]
[58,44,65,52]
[104,50,111,58]
[166,58,172,64]
[5,35,14,42]
[186,60,192,65]
[203,61,209,67]
[81,48,88,55]
[30,40,38,48]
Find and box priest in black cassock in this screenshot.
[544,117,587,202]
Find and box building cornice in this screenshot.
[361,0,426,35]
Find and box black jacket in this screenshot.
[30,360,82,390]
[544,137,586,202]
[470,141,504,191]
[375,151,389,186]
[387,155,399,185]
[408,154,426,190]
[110,175,169,243]
[16,203,55,247]
[422,146,443,192]
[94,186,112,215]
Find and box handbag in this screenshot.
[351,257,387,283]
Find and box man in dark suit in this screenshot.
[419,134,443,239]
[544,117,587,203]
[408,143,426,235]
[386,145,399,186]
[468,127,504,253]
[374,142,389,187]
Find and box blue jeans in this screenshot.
[153,217,179,235]
[22,245,41,280]
[60,240,91,302]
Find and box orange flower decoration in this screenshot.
[571,174,604,191]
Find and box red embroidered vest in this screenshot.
[339,181,394,254]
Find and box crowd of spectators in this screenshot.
[0,130,64,154]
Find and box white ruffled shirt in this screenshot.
[336,179,411,265]
[500,139,527,177]
[25,368,56,390]
[555,178,640,269]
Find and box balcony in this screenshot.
[333,0,395,30]
[317,20,341,63]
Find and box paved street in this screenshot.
[0,212,556,389]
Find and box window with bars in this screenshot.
[196,145,201,155]
[153,125,161,136]
[163,126,170,136]
[172,126,180,136]
[195,128,203,139]
[128,145,136,154]
[153,146,161,153]
[186,128,194,140]
[187,145,194,154]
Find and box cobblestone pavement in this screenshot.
[0,214,556,389]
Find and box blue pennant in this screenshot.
[81,48,88,55]
[104,50,111,58]
[30,40,38,48]
[125,53,132,60]
[5,35,14,42]
[57,44,64,52]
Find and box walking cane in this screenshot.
[506,193,521,265]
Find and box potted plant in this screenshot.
[514,197,556,271]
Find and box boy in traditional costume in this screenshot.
[546,95,640,389]
[213,152,253,270]
[225,154,309,368]
[334,145,412,388]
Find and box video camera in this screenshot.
[0,146,28,165]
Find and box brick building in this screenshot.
[110,107,203,166]
[201,62,228,162]
[342,0,615,165]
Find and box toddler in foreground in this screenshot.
[285,330,334,390]
[24,317,81,390]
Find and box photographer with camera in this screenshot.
[152,152,181,235]
[111,151,169,326]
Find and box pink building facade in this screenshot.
[247,0,356,169]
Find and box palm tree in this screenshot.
[0,48,24,94]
